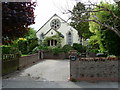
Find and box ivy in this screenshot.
[43,34,63,47]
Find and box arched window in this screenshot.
[47,39,57,46]
[40,33,44,40]
[67,31,73,45]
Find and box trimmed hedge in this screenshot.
[1,45,21,55]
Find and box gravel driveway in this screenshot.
[3,59,70,81]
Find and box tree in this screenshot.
[17,28,38,54]
[89,2,120,56]
[70,2,92,39]
[24,28,37,39]
[64,1,120,55]
[65,1,120,37]
[24,28,38,54]
[2,2,36,40]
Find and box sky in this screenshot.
[30,0,115,31]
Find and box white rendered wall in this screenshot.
[36,15,80,46]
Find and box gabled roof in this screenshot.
[36,14,67,33]
[43,28,64,38]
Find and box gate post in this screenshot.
[69,50,79,81]
[38,50,43,60]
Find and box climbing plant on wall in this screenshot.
[43,34,63,48]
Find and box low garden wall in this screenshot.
[2,54,19,75]
[2,53,41,75]
[70,57,120,82]
[42,51,69,59]
[19,53,41,69]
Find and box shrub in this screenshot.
[88,49,99,53]
[72,43,86,53]
[1,45,11,54]
[31,45,51,53]
[72,43,82,52]
[52,48,63,55]
[18,39,28,54]
[17,37,38,54]
[27,38,38,54]
[38,46,50,51]
[1,45,21,56]
[32,47,39,53]
[62,44,73,53]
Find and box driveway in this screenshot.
[2,59,119,88]
[3,59,70,81]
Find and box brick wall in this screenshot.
[19,53,41,69]
[42,51,69,59]
[70,57,120,82]
[2,54,19,75]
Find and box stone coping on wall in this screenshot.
[79,57,120,61]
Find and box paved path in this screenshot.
[2,59,120,88]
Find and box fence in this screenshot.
[2,54,19,75]
[70,57,120,82]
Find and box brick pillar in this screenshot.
[69,50,79,81]
[38,50,43,59]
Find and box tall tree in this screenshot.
[70,2,92,39]
[2,2,36,40]
[66,1,120,37]
[24,28,37,39]
[89,2,120,56]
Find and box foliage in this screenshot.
[70,2,92,39]
[43,34,62,47]
[18,38,28,54]
[62,44,73,53]
[38,46,50,50]
[1,45,21,56]
[72,43,86,53]
[21,54,28,56]
[32,47,39,53]
[17,38,38,54]
[32,46,64,55]
[87,33,100,53]
[24,28,37,39]
[27,38,38,54]
[25,28,38,54]
[102,30,120,56]
[52,48,63,55]
[32,45,51,53]
[16,28,38,54]
[89,2,120,56]
[1,45,11,54]
[2,2,36,39]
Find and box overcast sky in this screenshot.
[30,0,115,31]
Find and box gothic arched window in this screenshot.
[40,33,44,40]
[67,32,73,45]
